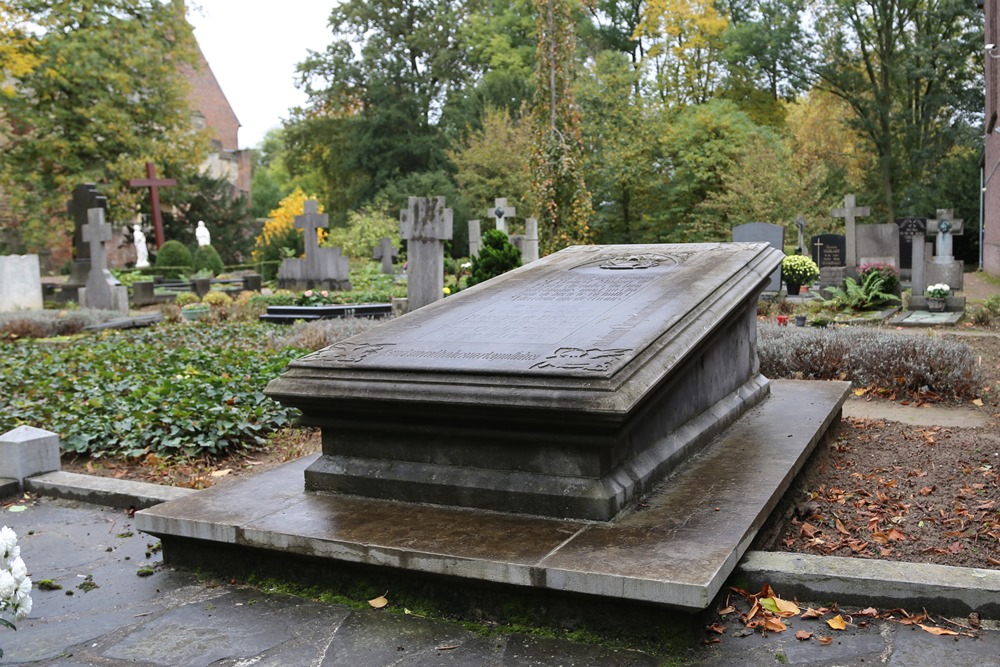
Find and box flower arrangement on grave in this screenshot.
[926,283,950,299]
[781,255,819,285]
[0,526,33,657]
[295,289,335,307]
[858,262,899,294]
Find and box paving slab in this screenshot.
[137,379,849,612]
[891,309,964,326]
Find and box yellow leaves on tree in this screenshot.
[633,0,728,105]
[0,4,41,97]
[251,189,327,278]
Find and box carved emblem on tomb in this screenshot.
[530,347,631,372]
[599,255,662,270]
[581,250,694,272]
[306,342,394,363]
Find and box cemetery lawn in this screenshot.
[765,332,1000,570]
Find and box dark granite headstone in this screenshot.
[266,242,784,521]
[895,218,926,271]
[64,184,108,290]
[810,234,846,268]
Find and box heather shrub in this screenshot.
[268,316,388,352]
[0,309,121,340]
[173,291,201,307]
[758,324,982,399]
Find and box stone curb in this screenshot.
[21,470,197,509]
[7,471,997,619]
[738,551,1000,618]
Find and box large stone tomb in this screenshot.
[267,242,784,521]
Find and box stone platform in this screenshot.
[136,379,848,612]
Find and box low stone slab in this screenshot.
[137,379,848,612]
[739,551,1000,617]
[26,471,197,509]
[258,303,392,324]
[890,310,964,327]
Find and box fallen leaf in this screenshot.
[972,399,984,407]
[795,630,813,641]
[7,506,26,513]
[817,636,834,645]
[718,605,736,615]
[854,388,867,397]
[211,469,232,478]
[835,517,851,536]
[827,615,847,631]
[800,607,829,619]
[856,607,879,617]
[763,617,788,633]
[368,594,389,609]
[434,644,461,651]
[707,623,727,634]
[800,522,819,538]
[917,624,960,636]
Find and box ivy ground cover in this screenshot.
[0,323,307,459]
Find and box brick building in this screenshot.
[182,43,252,201]
[983,0,1000,276]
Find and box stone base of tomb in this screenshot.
[136,379,849,613]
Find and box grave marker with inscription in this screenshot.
[266,242,784,521]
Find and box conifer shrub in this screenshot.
[193,244,225,277]
[468,230,521,287]
[155,240,194,279]
[758,324,982,399]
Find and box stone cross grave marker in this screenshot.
[127,162,176,249]
[488,198,516,235]
[80,208,127,312]
[468,219,481,257]
[794,215,806,255]
[65,184,107,289]
[401,196,453,311]
[832,194,871,274]
[296,200,327,278]
[373,236,398,274]
[926,209,965,290]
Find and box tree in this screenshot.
[289,0,470,215]
[161,172,254,266]
[633,0,728,105]
[251,189,326,280]
[531,0,592,254]
[449,106,535,228]
[0,0,209,258]
[812,0,983,223]
[0,3,40,98]
[576,50,657,244]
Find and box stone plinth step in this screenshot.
[27,471,197,509]
[259,303,392,324]
[137,379,848,612]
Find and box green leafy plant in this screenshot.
[780,255,819,285]
[821,271,900,311]
[154,240,194,279]
[0,323,309,459]
[858,262,899,294]
[193,245,225,277]
[468,230,521,287]
[173,292,201,308]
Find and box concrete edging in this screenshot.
[24,471,197,509]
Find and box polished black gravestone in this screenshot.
[267,243,783,521]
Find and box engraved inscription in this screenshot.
[530,347,631,372]
[441,310,595,343]
[510,274,654,302]
[306,342,395,363]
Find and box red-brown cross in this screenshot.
[127,162,176,249]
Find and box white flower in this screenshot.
[0,527,18,566]
[11,594,31,621]
[15,576,31,601]
[10,557,26,585]
[0,571,15,600]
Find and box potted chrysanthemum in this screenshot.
[925,283,950,312]
[781,255,820,297]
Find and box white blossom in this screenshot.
[0,571,14,600]
[0,527,18,567]
[10,594,31,621]
[9,558,26,584]
[15,576,31,601]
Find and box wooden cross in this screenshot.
[127,162,176,249]
[832,194,870,271]
[295,200,329,278]
[487,198,516,234]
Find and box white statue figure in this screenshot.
[195,220,211,247]
[133,224,150,268]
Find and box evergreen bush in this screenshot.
[468,230,521,287]
[193,244,225,277]
[155,240,194,279]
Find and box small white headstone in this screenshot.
[0,255,44,312]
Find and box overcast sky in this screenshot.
[186,1,335,149]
